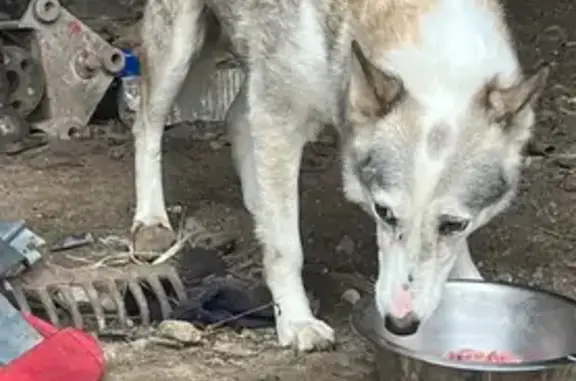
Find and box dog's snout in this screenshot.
[384,313,421,336]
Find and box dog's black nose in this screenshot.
[384,313,421,336]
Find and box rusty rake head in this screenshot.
[2,263,186,335]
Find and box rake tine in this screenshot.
[165,267,186,302]
[36,288,60,327]
[103,279,128,329]
[57,286,83,329]
[127,279,150,326]
[81,282,106,331]
[9,281,31,313]
[145,275,171,320]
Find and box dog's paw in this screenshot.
[276,316,335,352]
[132,222,176,253]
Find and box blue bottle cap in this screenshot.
[118,49,140,78]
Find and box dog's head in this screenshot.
[341,41,548,330]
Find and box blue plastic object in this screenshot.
[118,49,140,78]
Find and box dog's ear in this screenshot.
[349,40,405,121]
[484,64,550,127]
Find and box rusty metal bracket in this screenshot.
[0,0,125,139]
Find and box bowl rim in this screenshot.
[350,279,576,373]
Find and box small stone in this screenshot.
[335,235,355,256]
[532,266,545,282]
[563,172,576,192]
[212,341,257,357]
[341,288,361,306]
[496,273,513,283]
[166,204,183,214]
[102,345,119,364]
[129,338,149,351]
[209,139,227,150]
[157,320,202,344]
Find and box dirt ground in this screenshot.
[2,0,576,380]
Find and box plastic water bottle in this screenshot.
[117,49,141,128]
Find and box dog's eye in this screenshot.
[375,204,397,226]
[438,218,469,235]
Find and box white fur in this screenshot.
[379,0,519,114]
[133,0,537,350]
[244,2,336,350]
[132,0,206,232]
[450,240,483,279]
[370,0,522,321]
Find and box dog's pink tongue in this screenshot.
[390,285,413,319]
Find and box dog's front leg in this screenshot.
[131,0,206,252]
[247,113,334,352]
[449,239,484,280]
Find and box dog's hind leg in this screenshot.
[131,0,206,252]
[226,84,260,215]
[449,240,483,280]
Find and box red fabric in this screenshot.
[0,313,105,381]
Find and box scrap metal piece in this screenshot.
[0,221,45,276]
[0,35,34,154]
[0,0,125,138]
[0,106,32,154]
[3,263,186,335]
[0,293,44,365]
[0,36,10,109]
[0,0,32,20]
[3,44,45,119]
[50,232,94,252]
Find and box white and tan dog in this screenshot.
[131,0,548,351]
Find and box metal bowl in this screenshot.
[351,280,576,380]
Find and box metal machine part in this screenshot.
[3,263,186,335]
[3,43,45,119]
[0,0,125,139]
[0,221,44,276]
[0,35,31,154]
[0,293,44,365]
[0,0,33,20]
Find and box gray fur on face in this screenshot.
[346,63,547,228]
[459,161,511,212]
[351,116,519,223]
[355,146,404,194]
